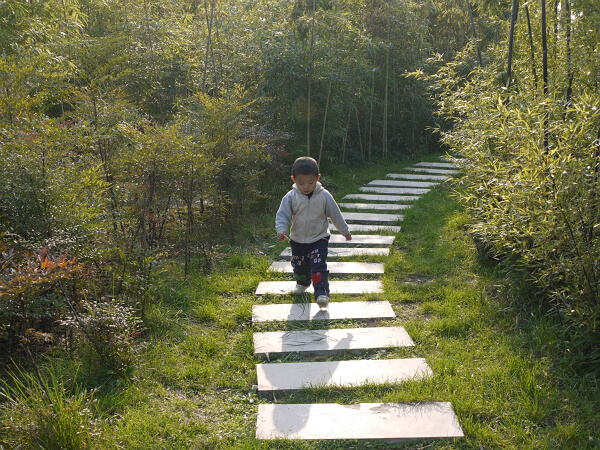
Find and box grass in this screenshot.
[2,154,599,448]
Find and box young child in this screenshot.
[276,156,352,308]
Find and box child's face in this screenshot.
[292,173,321,195]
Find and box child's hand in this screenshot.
[344,233,352,241]
[277,231,288,242]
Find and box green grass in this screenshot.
[2,155,599,448]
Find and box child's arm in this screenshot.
[324,191,351,237]
[275,191,294,241]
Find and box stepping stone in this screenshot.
[342,212,404,223]
[253,326,413,356]
[256,358,432,392]
[415,161,459,169]
[338,203,411,211]
[255,280,383,296]
[256,402,464,441]
[328,234,395,245]
[344,193,421,202]
[270,261,385,274]
[252,300,394,323]
[360,186,430,195]
[279,247,389,259]
[330,223,402,233]
[408,167,459,175]
[367,180,439,188]
[386,173,449,181]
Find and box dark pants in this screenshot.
[290,237,329,300]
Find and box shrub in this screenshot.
[0,244,83,344]
[62,299,144,379]
[430,53,600,366]
[0,366,98,449]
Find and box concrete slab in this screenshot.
[256,402,464,441]
[279,247,389,259]
[415,161,459,169]
[330,223,402,233]
[328,234,395,245]
[269,261,385,274]
[252,300,394,323]
[256,358,432,392]
[360,186,429,195]
[408,167,459,175]
[253,326,413,356]
[367,180,439,188]
[342,212,404,223]
[343,194,421,202]
[338,203,411,211]
[386,173,449,181]
[255,280,383,296]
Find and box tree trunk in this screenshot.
[382,0,391,157]
[563,0,573,114]
[318,75,332,167]
[466,0,483,67]
[525,4,538,89]
[355,108,364,160]
[368,63,375,163]
[342,96,354,164]
[506,0,519,89]
[542,0,549,153]
[143,0,164,119]
[307,0,316,156]
[202,0,216,93]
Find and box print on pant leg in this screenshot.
[312,271,329,298]
[291,255,310,285]
[309,240,329,298]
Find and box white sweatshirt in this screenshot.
[275,181,350,244]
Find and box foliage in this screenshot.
[427,1,600,365]
[0,366,98,449]
[0,244,83,343]
[62,299,144,379]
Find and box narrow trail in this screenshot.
[252,159,465,443]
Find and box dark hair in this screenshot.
[292,157,319,177]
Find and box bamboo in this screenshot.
[143,0,164,118]
[466,0,483,67]
[542,0,549,153]
[307,0,316,156]
[525,4,538,89]
[563,0,573,113]
[506,0,519,89]
[382,0,391,158]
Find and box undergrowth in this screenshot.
[1,155,599,448]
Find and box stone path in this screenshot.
[252,300,394,322]
[256,358,432,392]
[332,223,402,233]
[253,158,464,442]
[343,193,421,202]
[269,261,385,274]
[278,247,390,258]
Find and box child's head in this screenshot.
[292,157,319,178]
[291,157,321,195]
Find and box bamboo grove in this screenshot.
[427,0,600,367]
[2,0,600,373]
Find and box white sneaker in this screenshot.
[294,284,309,295]
[316,295,330,309]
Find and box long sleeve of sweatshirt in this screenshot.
[275,191,294,235]
[323,190,349,236]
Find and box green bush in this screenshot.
[0,366,98,449]
[62,299,144,379]
[430,51,600,365]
